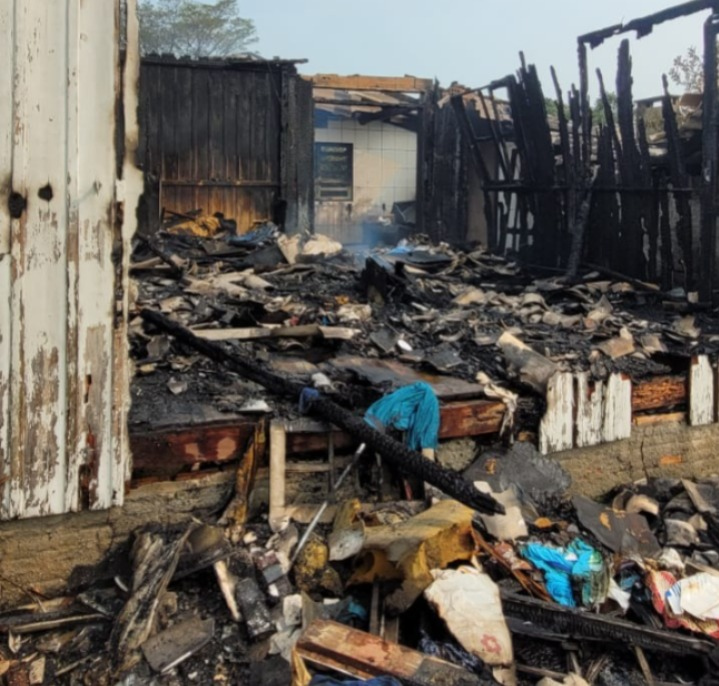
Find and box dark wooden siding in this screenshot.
[138,57,313,235]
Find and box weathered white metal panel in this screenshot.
[539,372,575,454]
[0,0,140,519]
[576,373,604,448]
[602,373,632,443]
[689,355,715,426]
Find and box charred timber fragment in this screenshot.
[139,309,504,515]
[579,0,719,48]
[700,15,719,301]
[662,74,694,289]
[501,591,715,657]
[615,40,645,279]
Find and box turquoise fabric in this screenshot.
[364,382,440,450]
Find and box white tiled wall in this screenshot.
[315,118,417,243]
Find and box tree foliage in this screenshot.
[544,98,569,120]
[592,92,617,127]
[669,46,704,93]
[138,0,257,58]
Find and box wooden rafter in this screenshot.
[306,73,432,92]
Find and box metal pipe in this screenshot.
[289,443,367,568]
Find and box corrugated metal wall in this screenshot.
[138,57,314,235]
[0,1,142,519]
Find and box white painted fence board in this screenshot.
[689,355,714,426]
[0,0,12,254]
[75,0,121,511]
[7,0,70,517]
[539,372,575,454]
[1,0,139,519]
[0,259,10,511]
[602,373,632,443]
[114,0,144,496]
[576,373,604,447]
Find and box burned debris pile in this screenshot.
[3,224,719,684]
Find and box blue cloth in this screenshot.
[521,539,605,608]
[364,382,439,450]
[299,387,320,414]
[226,223,276,246]
[310,677,402,686]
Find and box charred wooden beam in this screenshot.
[662,74,694,291]
[615,40,645,278]
[577,41,592,171]
[140,309,504,515]
[501,590,715,657]
[309,74,433,92]
[579,1,719,48]
[449,93,497,250]
[700,15,719,301]
[635,107,659,282]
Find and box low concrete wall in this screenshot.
[0,472,234,608]
[3,417,719,608]
[554,417,719,497]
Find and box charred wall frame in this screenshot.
[442,0,719,301]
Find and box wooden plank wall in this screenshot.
[138,58,313,235]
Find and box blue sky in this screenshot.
[241,0,707,99]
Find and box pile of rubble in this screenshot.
[4,220,719,685]
[2,451,719,684]
[129,214,719,427]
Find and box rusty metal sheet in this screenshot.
[0,0,141,519]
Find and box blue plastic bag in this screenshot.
[521,539,606,607]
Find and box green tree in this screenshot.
[138,0,257,58]
[592,92,617,127]
[544,98,569,120]
[668,46,703,93]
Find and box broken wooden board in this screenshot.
[110,526,194,676]
[602,373,632,443]
[130,420,256,479]
[192,325,358,341]
[539,373,574,454]
[330,356,485,401]
[633,412,686,426]
[539,372,631,454]
[438,400,506,439]
[689,355,715,426]
[295,619,484,685]
[576,373,603,448]
[142,617,214,673]
[632,375,687,412]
